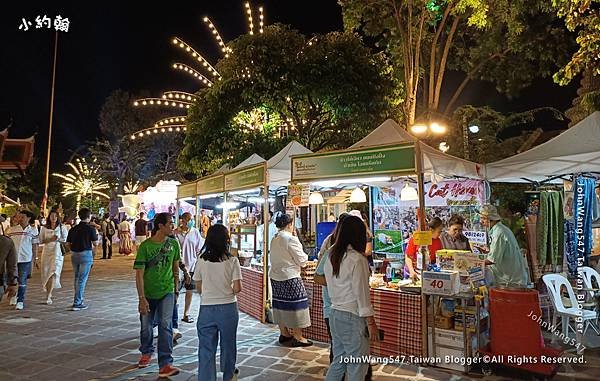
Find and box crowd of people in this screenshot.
[0,202,528,381]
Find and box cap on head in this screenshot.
[480,204,501,221]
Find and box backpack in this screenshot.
[107,221,116,236]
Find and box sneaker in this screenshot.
[15,302,24,310]
[138,353,152,368]
[46,297,53,305]
[71,304,88,311]
[158,364,180,378]
[9,296,17,306]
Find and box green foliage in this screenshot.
[552,0,600,85]
[181,25,398,174]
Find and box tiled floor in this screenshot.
[0,247,599,381]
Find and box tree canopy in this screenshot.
[180,24,398,175]
[340,0,574,125]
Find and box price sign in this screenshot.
[422,270,460,296]
[413,230,432,246]
[287,184,310,207]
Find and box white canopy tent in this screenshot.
[351,119,486,180]
[267,141,312,187]
[234,153,266,169]
[485,112,600,183]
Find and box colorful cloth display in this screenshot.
[536,191,564,267]
[573,176,598,266]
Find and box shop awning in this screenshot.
[351,119,485,180]
[267,141,312,187]
[485,111,600,183]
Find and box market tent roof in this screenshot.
[213,163,230,174]
[485,111,600,183]
[267,141,312,187]
[233,153,265,169]
[351,119,485,180]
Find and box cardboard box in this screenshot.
[453,306,489,332]
[453,252,486,276]
[422,270,460,296]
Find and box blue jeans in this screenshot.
[140,293,174,368]
[71,250,93,306]
[17,262,32,303]
[153,294,178,329]
[326,309,370,381]
[197,302,239,381]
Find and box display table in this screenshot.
[238,267,264,321]
[304,280,424,357]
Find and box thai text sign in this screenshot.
[399,179,485,207]
[291,144,415,181]
[177,181,197,199]
[197,174,224,194]
[224,164,266,191]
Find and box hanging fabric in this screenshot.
[564,220,578,277]
[573,176,597,266]
[536,191,564,267]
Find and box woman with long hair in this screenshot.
[324,215,380,380]
[193,224,242,381]
[39,209,68,305]
[270,213,312,347]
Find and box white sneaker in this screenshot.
[46,297,53,305]
[15,302,24,310]
[9,296,17,306]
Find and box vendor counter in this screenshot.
[238,266,264,321]
[303,280,424,358]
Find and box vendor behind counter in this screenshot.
[405,217,443,281]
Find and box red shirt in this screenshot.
[405,236,442,265]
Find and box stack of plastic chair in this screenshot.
[579,266,600,329]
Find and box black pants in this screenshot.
[325,317,373,381]
[102,234,113,259]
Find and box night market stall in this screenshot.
[481,111,600,376]
[291,119,488,362]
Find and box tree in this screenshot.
[99,90,163,141]
[180,25,398,174]
[340,0,573,125]
[552,0,600,85]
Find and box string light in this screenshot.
[172,63,214,86]
[258,6,264,34]
[130,125,188,140]
[153,116,187,128]
[133,98,193,109]
[162,91,198,102]
[203,16,231,57]
[245,2,254,35]
[172,37,221,78]
[52,158,110,211]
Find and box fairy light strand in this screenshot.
[258,6,264,33]
[172,63,214,86]
[202,16,231,57]
[133,98,193,109]
[245,2,255,35]
[161,91,199,102]
[172,37,221,78]
[151,116,187,128]
[130,125,188,140]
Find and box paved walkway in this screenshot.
[0,248,598,381]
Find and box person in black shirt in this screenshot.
[66,208,99,311]
[135,212,149,249]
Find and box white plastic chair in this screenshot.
[542,274,599,338]
[580,266,600,323]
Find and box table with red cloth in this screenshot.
[303,280,424,357]
[238,266,264,322]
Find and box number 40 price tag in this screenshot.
[422,271,460,295]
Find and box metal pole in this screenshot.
[42,32,59,216]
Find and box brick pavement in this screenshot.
[0,246,598,381]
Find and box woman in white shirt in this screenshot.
[39,210,68,305]
[269,213,312,347]
[324,215,380,381]
[193,224,242,381]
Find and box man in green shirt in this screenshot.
[479,205,529,287]
[134,212,181,378]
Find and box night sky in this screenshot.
[1,0,578,171]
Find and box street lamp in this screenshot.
[462,124,480,160]
[410,121,448,137]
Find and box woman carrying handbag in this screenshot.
[39,209,68,305]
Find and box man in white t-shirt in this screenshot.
[6,210,39,310]
[175,212,204,324]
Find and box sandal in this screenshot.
[182,315,194,323]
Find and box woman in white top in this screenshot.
[269,213,312,347]
[39,210,68,305]
[324,215,380,381]
[193,224,242,381]
[118,218,133,255]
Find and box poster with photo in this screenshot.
[371,186,404,255]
